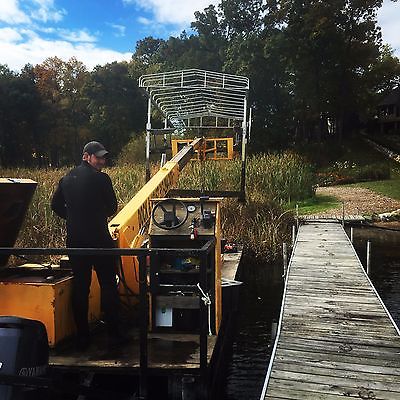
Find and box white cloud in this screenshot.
[378,0,400,57]
[0,30,132,71]
[0,27,23,43]
[137,16,152,26]
[127,0,220,26]
[58,29,97,43]
[108,23,126,37]
[0,0,30,24]
[29,0,66,23]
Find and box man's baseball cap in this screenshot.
[82,141,109,157]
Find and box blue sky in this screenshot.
[0,0,398,72]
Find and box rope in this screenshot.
[196,283,212,336]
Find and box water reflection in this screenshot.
[352,225,400,326]
[222,258,283,400]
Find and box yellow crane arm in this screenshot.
[108,138,204,295]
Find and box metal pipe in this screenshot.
[160,153,166,167]
[366,240,371,275]
[282,243,288,278]
[248,107,252,143]
[350,227,354,243]
[139,255,148,399]
[146,97,152,182]
[240,96,248,202]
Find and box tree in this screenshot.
[33,57,90,165]
[264,0,387,142]
[84,62,146,157]
[0,64,41,166]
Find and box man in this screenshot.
[51,141,123,350]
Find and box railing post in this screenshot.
[199,252,209,399]
[350,227,354,243]
[139,255,148,399]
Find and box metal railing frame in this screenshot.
[0,239,216,399]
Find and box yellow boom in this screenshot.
[108,138,204,295]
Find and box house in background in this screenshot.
[379,87,400,134]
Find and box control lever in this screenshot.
[189,218,198,240]
[199,196,213,229]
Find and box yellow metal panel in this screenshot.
[171,138,234,160]
[171,140,179,157]
[227,137,233,159]
[0,282,56,345]
[0,270,101,347]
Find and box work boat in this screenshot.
[0,69,250,399]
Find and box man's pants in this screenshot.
[69,255,120,337]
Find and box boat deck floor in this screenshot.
[50,329,217,373]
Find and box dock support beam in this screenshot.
[292,225,296,247]
[342,202,345,227]
[366,240,371,275]
[282,243,288,278]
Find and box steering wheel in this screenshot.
[151,198,189,230]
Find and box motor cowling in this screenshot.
[0,316,49,400]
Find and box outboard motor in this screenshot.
[0,316,49,400]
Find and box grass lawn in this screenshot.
[296,135,400,212]
[351,178,400,200]
[287,195,340,215]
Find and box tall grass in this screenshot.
[1,151,314,263]
[177,152,316,204]
[0,166,145,252]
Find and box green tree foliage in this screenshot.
[84,62,146,157]
[261,0,400,144]
[0,64,41,166]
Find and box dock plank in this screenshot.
[260,222,400,400]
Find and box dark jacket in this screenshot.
[51,161,117,247]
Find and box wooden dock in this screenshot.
[261,221,400,400]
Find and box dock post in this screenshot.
[292,225,296,247]
[270,320,278,345]
[366,240,371,275]
[350,227,354,243]
[282,243,288,277]
[342,202,345,227]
